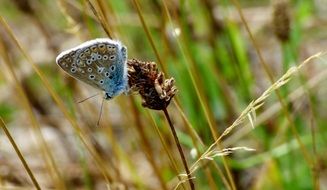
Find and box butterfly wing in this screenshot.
[56,38,127,94]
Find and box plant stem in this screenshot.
[1,118,41,190]
[163,108,195,190]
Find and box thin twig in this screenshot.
[163,108,195,190]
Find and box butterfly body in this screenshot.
[56,38,128,100]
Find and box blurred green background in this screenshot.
[1,0,327,189]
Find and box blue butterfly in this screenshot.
[56,38,128,100]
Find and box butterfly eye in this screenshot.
[71,63,76,67]
[86,60,91,65]
[105,72,110,78]
[91,57,96,61]
[89,75,95,80]
[97,55,102,60]
[109,55,116,60]
[87,68,92,72]
[103,55,108,60]
[99,80,104,84]
[70,68,76,73]
[110,65,115,71]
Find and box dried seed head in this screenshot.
[272,0,291,42]
[127,59,177,110]
[12,0,35,15]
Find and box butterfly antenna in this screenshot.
[97,97,105,127]
[77,93,100,104]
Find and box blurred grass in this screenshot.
[1,0,327,189]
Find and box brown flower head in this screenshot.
[272,0,291,42]
[127,59,177,110]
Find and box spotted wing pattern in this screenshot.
[56,38,127,96]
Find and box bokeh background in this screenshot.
[1,0,327,189]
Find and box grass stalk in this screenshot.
[223,65,327,146]
[173,100,232,189]
[184,52,322,180]
[159,0,237,188]
[0,35,66,189]
[0,118,41,190]
[132,0,168,74]
[165,3,237,189]
[100,106,145,189]
[86,0,113,38]
[147,111,188,190]
[310,110,319,190]
[230,0,313,167]
[0,16,115,185]
[129,97,169,190]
